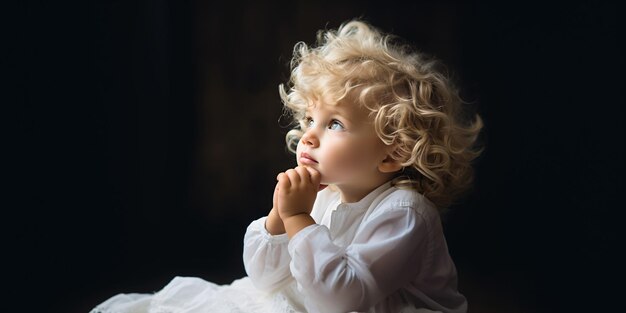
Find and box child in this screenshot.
[91,19,482,313]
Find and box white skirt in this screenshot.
[90,276,301,313]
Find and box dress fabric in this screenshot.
[91,182,467,313]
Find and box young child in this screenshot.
[91,20,482,313]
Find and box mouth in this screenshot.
[299,152,318,165]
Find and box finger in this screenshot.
[295,166,311,186]
[302,166,322,187]
[285,169,300,186]
[277,172,291,189]
[301,166,319,182]
[308,168,321,186]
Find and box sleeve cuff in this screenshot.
[287,223,321,256]
[252,216,290,244]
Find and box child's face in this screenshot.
[296,100,391,192]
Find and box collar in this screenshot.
[335,181,393,212]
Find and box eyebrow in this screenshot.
[305,105,355,123]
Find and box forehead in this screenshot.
[306,99,371,120]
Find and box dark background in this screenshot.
[7,1,623,312]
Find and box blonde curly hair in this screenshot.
[279,20,483,209]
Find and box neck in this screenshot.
[336,174,393,203]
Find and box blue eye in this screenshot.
[329,120,345,131]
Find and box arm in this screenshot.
[265,207,285,235]
[242,186,291,291]
[243,167,322,292]
[242,216,293,292]
[288,206,430,313]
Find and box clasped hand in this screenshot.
[274,166,325,220]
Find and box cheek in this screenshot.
[295,141,303,157]
[324,141,378,170]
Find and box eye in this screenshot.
[328,119,345,131]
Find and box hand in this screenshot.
[275,166,322,220]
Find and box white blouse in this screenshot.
[243,182,467,313]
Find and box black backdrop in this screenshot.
[7,1,623,312]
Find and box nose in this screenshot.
[300,128,319,147]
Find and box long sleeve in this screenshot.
[287,205,430,313]
[242,216,293,293]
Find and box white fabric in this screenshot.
[91,182,467,313]
[245,182,466,313]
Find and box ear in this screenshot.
[378,154,403,173]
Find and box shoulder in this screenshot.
[371,186,439,221]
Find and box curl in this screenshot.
[279,19,484,209]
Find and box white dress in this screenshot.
[91,182,467,313]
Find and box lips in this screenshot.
[299,152,318,165]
